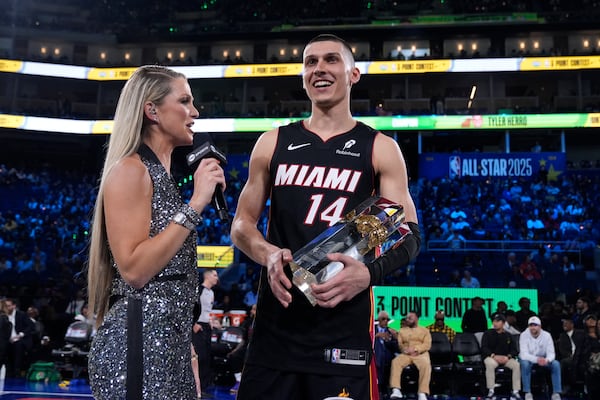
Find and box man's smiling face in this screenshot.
[302,40,359,108]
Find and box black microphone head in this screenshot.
[187,132,227,166]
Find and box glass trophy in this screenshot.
[289,196,412,306]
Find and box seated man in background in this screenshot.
[374,310,398,399]
[557,317,585,395]
[389,311,431,400]
[519,316,562,400]
[481,313,522,400]
[426,310,456,343]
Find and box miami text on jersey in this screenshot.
[274,164,363,192]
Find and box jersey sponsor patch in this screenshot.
[336,138,361,157]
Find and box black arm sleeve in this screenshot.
[367,221,421,286]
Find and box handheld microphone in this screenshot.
[187,133,229,221]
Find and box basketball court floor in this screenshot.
[0,379,237,400]
[0,378,582,399]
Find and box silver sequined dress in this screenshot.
[89,148,199,399]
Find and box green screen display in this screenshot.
[373,286,538,332]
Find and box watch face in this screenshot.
[174,212,194,230]
[174,212,187,225]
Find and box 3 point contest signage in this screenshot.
[373,286,538,332]
[419,152,565,181]
[196,245,234,268]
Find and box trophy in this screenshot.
[289,196,412,306]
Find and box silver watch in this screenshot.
[172,212,196,231]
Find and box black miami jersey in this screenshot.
[246,120,379,377]
[268,121,377,252]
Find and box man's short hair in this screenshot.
[519,297,531,306]
[377,310,390,319]
[305,33,356,70]
[203,268,217,276]
[307,34,354,58]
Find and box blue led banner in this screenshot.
[418,152,566,181]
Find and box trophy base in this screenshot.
[289,262,318,306]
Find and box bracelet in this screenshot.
[180,203,203,225]
[172,212,195,231]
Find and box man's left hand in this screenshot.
[310,253,370,308]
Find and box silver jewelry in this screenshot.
[180,203,203,225]
[172,212,196,231]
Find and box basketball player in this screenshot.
[230,34,421,400]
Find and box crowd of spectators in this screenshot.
[377,171,597,305]
[0,155,599,378]
[0,158,597,298]
[418,173,600,250]
[0,161,237,325]
[375,292,600,398]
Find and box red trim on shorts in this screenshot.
[368,288,380,399]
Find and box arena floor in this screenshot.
[0,378,238,400]
[0,378,584,399]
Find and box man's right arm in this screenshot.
[230,129,294,307]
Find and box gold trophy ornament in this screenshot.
[289,196,411,306]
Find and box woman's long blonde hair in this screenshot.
[87,65,185,325]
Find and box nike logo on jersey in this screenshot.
[287,143,311,151]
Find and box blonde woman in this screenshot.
[87,65,225,399]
